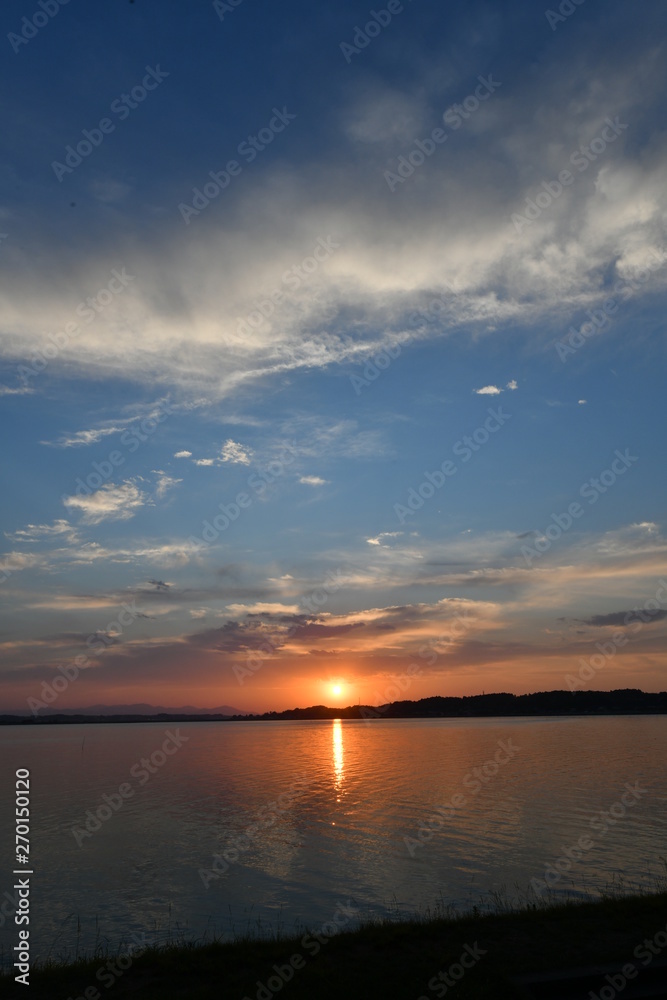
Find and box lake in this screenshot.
[1,715,665,966]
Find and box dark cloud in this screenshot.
[579,610,667,627]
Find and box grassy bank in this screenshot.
[2,890,667,999]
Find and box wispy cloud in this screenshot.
[0,384,34,396]
[153,471,183,498]
[5,519,78,544]
[45,425,126,448]
[62,482,147,525]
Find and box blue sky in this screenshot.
[1,0,666,711]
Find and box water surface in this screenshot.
[0,715,665,965]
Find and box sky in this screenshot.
[0,0,666,713]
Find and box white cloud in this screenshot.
[0,32,665,408]
[0,384,34,396]
[299,475,327,487]
[194,458,215,466]
[45,425,125,448]
[5,519,77,543]
[367,532,403,546]
[62,482,147,525]
[474,385,502,395]
[220,439,253,465]
[152,471,183,498]
[174,450,192,458]
[578,399,587,405]
[507,380,518,390]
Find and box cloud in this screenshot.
[220,439,253,465]
[225,602,301,616]
[0,552,42,574]
[2,21,665,408]
[367,532,403,546]
[299,475,327,487]
[507,380,518,390]
[152,471,183,498]
[174,450,192,458]
[580,610,667,627]
[578,399,587,405]
[0,384,34,396]
[62,482,147,525]
[45,425,126,448]
[282,417,390,460]
[194,458,215,466]
[474,385,502,395]
[5,519,77,543]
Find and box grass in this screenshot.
[2,880,667,999]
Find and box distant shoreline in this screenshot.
[2,688,666,725]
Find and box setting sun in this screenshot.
[331,684,343,697]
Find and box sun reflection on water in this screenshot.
[332,719,344,799]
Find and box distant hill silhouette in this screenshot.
[234,689,667,721]
[2,701,246,718]
[3,689,664,725]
